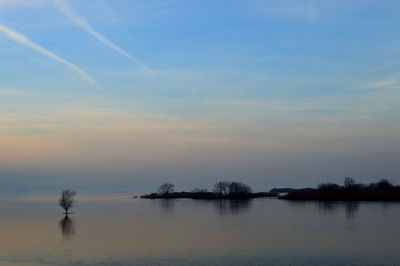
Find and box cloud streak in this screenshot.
[0,24,95,84]
[54,0,152,73]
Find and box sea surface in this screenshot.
[0,193,399,265]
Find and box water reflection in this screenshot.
[159,199,174,214]
[318,201,360,219]
[2,195,400,265]
[288,201,360,220]
[317,201,337,213]
[214,200,252,215]
[59,215,75,238]
[344,202,359,219]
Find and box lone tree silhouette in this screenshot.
[158,183,174,195]
[59,190,76,214]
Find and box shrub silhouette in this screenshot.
[376,179,394,190]
[318,183,340,191]
[228,182,252,196]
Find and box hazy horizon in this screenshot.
[1,0,399,193]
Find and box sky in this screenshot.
[0,0,399,192]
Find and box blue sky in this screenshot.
[0,0,399,192]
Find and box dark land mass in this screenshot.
[279,187,400,201]
[140,191,275,200]
[140,179,400,202]
[269,188,297,194]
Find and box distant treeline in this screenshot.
[280,177,400,201]
[140,181,274,199]
[139,177,400,201]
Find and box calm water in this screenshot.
[0,193,399,265]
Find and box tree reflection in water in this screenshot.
[344,201,359,219]
[318,201,360,219]
[214,199,252,215]
[288,200,360,220]
[59,215,75,238]
[159,199,174,214]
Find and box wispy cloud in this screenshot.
[54,0,152,73]
[364,80,400,89]
[0,24,95,84]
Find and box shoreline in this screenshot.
[139,191,275,200]
[278,189,400,202]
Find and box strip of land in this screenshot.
[140,191,274,200]
[279,188,400,201]
[140,178,400,201]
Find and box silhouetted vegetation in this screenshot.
[280,177,400,201]
[228,182,252,196]
[370,179,394,190]
[141,181,274,200]
[158,183,174,195]
[344,176,356,190]
[213,181,230,196]
[191,188,208,193]
[59,189,76,214]
[140,177,400,201]
[318,183,340,191]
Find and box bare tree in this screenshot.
[58,190,76,214]
[344,177,356,190]
[213,181,230,196]
[158,183,174,195]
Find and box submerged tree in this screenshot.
[58,190,76,214]
[158,183,174,195]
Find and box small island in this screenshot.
[140,181,275,200]
[280,178,400,201]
